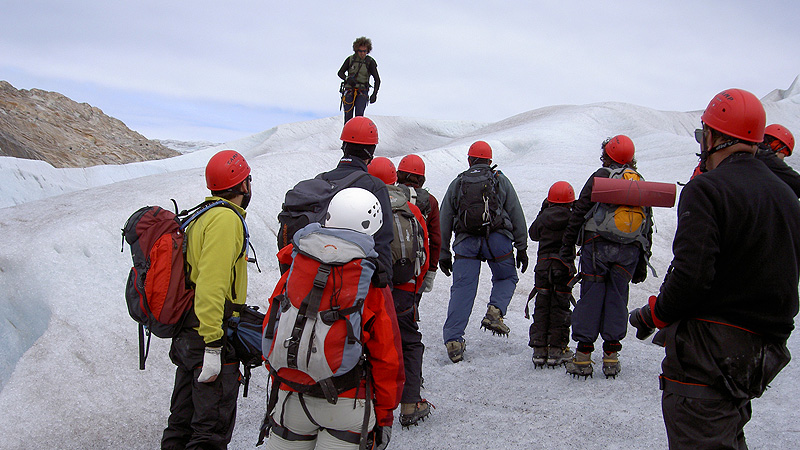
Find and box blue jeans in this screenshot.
[571,239,639,347]
[442,233,519,344]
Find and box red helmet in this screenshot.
[397,154,425,176]
[368,157,397,184]
[548,181,575,204]
[603,135,635,165]
[468,141,492,159]
[701,88,765,143]
[205,150,251,191]
[764,124,795,155]
[341,116,379,145]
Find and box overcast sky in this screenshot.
[2,1,799,143]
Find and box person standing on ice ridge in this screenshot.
[338,36,381,124]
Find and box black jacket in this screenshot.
[654,151,800,341]
[755,146,800,198]
[530,200,572,259]
[319,157,393,282]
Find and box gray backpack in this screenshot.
[583,166,651,247]
[387,184,427,285]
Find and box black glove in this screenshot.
[631,252,648,284]
[369,92,378,104]
[346,77,356,87]
[557,258,576,277]
[557,246,576,277]
[366,425,391,450]
[516,249,529,273]
[629,304,656,340]
[558,245,575,263]
[439,257,452,277]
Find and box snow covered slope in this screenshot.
[1,88,799,449]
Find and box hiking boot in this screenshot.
[565,351,593,379]
[480,305,510,336]
[547,346,574,368]
[602,351,621,379]
[532,347,547,368]
[399,400,434,427]
[445,340,465,363]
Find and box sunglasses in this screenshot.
[694,128,706,144]
[356,49,367,53]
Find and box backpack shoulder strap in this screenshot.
[599,166,617,178]
[182,200,249,260]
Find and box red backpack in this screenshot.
[122,200,247,369]
[262,224,376,400]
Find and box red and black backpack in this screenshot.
[122,200,248,369]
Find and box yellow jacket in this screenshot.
[185,197,248,345]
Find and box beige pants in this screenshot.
[264,389,376,450]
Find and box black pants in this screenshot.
[393,288,424,404]
[162,328,241,450]
[657,319,791,450]
[662,392,751,450]
[528,260,572,348]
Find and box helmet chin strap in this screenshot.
[699,139,742,172]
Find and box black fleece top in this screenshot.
[318,157,393,282]
[755,146,800,198]
[530,200,572,258]
[654,152,800,341]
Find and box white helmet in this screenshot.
[324,187,383,235]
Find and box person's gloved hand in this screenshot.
[516,249,529,273]
[439,257,452,277]
[367,425,391,450]
[556,257,576,277]
[632,262,647,284]
[632,253,648,284]
[370,92,378,104]
[557,246,576,276]
[629,300,657,340]
[422,271,436,293]
[197,346,222,383]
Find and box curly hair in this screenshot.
[352,36,373,53]
[600,150,636,169]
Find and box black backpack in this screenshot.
[455,165,505,236]
[226,303,265,397]
[276,171,370,257]
[405,186,432,219]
